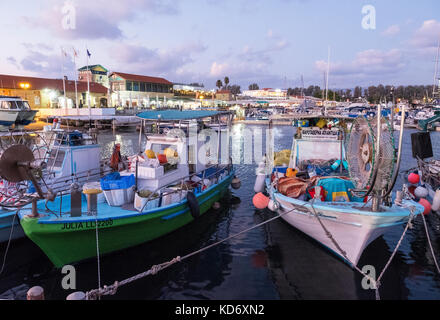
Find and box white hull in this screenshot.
[274,193,421,265]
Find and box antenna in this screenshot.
[326,46,331,102]
[434,39,440,98]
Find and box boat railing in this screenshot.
[39,163,112,196]
[139,162,233,213]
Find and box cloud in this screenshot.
[315,49,406,79]
[382,25,400,37]
[12,45,76,78]
[410,19,440,49]
[25,0,180,40]
[109,42,207,79]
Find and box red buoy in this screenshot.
[419,198,431,216]
[253,193,270,210]
[408,173,420,185]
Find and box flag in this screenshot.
[61,47,67,57]
[72,47,78,58]
[87,49,91,58]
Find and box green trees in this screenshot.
[286,84,435,103]
[249,83,259,90]
[216,80,223,90]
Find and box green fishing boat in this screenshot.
[10,110,240,268]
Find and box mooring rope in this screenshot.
[420,213,440,275]
[308,199,415,300]
[94,212,102,300]
[85,204,302,300]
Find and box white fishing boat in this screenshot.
[0,96,37,127]
[254,108,424,266]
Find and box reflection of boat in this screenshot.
[259,209,409,299]
[12,110,239,267]
[0,96,37,126]
[255,113,423,265]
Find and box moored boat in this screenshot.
[0,96,37,126]
[7,110,239,267]
[254,109,424,266]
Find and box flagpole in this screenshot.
[73,48,79,111]
[86,47,91,121]
[61,47,67,111]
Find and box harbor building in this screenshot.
[0,74,109,109]
[215,90,232,101]
[242,88,288,99]
[78,65,110,88]
[109,72,174,108]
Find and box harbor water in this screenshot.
[1,124,440,300]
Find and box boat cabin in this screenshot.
[288,116,351,171]
[133,110,232,192]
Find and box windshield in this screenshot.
[15,100,30,110]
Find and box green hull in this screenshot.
[20,173,233,268]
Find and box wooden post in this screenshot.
[27,286,44,300]
[112,119,117,135]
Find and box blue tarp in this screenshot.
[317,178,364,203]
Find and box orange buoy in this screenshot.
[253,193,270,210]
[419,198,431,216]
[286,168,297,178]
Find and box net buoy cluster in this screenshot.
[406,172,438,215]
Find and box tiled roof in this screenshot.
[110,72,173,85]
[0,74,108,94]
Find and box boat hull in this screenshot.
[273,190,422,265]
[0,210,24,242]
[0,110,18,126]
[15,110,38,125]
[19,172,234,268]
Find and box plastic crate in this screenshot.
[104,187,135,207]
[134,192,160,212]
[100,173,135,191]
[137,165,164,179]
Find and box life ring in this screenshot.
[187,192,200,219]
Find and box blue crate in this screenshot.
[100,173,135,191]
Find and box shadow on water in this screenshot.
[257,209,413,300]
[0,192,240,300]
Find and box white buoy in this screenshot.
[415,186,429,199]
[254,172,266,193]
[27,286,45,300]
[267,200,279,212]
[66,292,86,300]
[432,189,440,212]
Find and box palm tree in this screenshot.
[216,80,223,90]
[224,77,230,90]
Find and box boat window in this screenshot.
[47,150,66,171]
[1,101,16,109]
